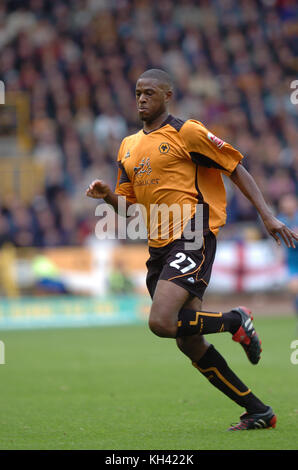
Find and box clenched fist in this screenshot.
[86,179,111,199]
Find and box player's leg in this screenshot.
[174,296,210,361]
[147,279,241,341]
[147,236,274,429]
[148,233,261,363]
[176,304,262,365]
[169,231,261,364]
[148,279,189,338]
[148,232,241,339]
[149,284,262,364]
[176,296,275,429]
[148,277,241,338]
[147,257,275,429]
[176,305,241,336]
[146,248,193,338]
[150,284,267,415]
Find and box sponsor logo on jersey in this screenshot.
[207,132,225,149]
[134,157,152,176]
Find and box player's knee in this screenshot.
[176,334,209,361]
[148,315,176,338]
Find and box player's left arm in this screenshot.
[230,163,298,248]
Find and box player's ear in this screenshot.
[164,89,173,104]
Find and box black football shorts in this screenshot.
[146,231,217,300]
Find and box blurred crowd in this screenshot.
[0,0,297,248]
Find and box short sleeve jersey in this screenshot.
[115,115,243,247]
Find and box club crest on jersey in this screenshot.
[124,150,130,159]
[159,142,170,154]
[207,132,225,149]
[134,157,152,176]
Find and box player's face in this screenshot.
[135,78,172,123]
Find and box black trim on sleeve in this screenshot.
[118,161,131,184]
[194,162,210,235]
[190,152,227,171]
[167,115,186,132]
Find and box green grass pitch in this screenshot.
[0,315,297,450]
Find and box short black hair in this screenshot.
[137,68,174,91]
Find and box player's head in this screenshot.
[135,69,174,123]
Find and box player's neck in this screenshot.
[142,111,169,133]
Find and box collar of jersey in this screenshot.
[142,114,173,135]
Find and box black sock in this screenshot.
[224,311,242,335]
[176,308,241,337]
[193,345,267,413]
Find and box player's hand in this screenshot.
[86,179,111,199]
[262,215,298,248]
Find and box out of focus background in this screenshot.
[0,0,298,452]
[0,0,297,329]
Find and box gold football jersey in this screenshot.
[115,115,243,247]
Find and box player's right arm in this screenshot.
[86,138,137,215]
[86,179,134,216]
